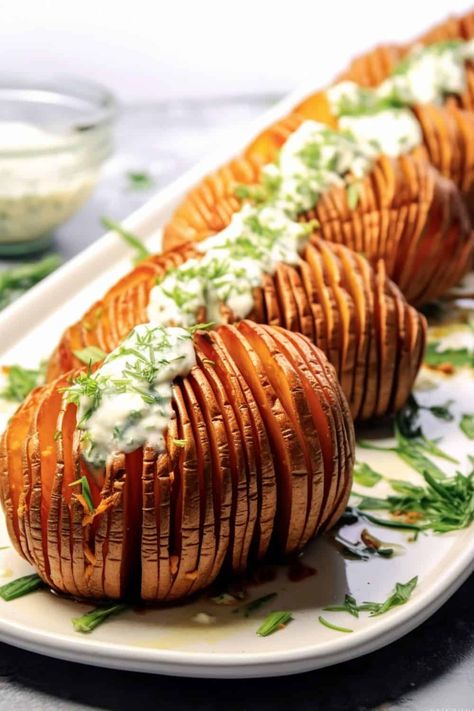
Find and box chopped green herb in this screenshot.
[324,577,418,619]
[396,393,454,440]
[355,461,474,533]
[362,576,418,616]
[318,615,353,633]
[102,217,150,265]
[424,342,473,369]
[0,573,44,601]
[256,611,293,637]
[353,462,382,487]
[73,346,107,366]
[69,476,94,514]
[324,594,360,618]
[460,414,474,440]
[1,363,45,402]
[238,592,278,618]
[173,438,186,448]
[0,255,61,311]
[72,603,128,633]
[127,171,155,190]
[346,181,361,210]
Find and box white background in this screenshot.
[1,0,473,103]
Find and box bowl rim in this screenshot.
[0,73,117,158]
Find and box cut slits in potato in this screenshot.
[47,237,425,422]
[0,324,354,602]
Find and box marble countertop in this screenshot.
[0,98,472,710]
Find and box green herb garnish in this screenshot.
[69,476,94,514]
[424,342,473,369]
[72,603,128,633]
[73,346,107,366]
[353,462,382,487]
[127,171,154,190]
[346,181,361,210]
[102,217,150,265]
[318,616,353,633]
[324,577,418,620]
[0,255,61,311]
[0,573,45,601]
[1,363,45,402]
[460,414,474,440]
[324,594,360,618]
[256,611,293,637]
[173,438,186,448]
[238,592,278,618]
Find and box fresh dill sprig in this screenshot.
[102,217,150,264]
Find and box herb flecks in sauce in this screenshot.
[64,324,196,466]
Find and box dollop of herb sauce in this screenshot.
[64,324,196,465]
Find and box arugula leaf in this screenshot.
[256,611,293,637]
[1,363,45,402]
[460,414,474,440]
[72,603,128,633]
[353,462,382,487]
[102,217,150,265]
[0,255,61,311]
[0,573,45,600]
[73,346,107,366]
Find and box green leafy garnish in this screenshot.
[0,255,61,311]
[102,217,150,265]
[324,577,418,620]
[173,438,186,448]
[324,594,360,618]
[424,342,473,369]
[353,462,382,487]
[346,181,361,210]
[238,593,277,618]
[69,476,94,514]
[127,171,155,190]
[256,611,293,637]
[1,363,45,402]
[460,414,474,440]
[73,346,107,366]
[356,463,474,533]
[318,615,353,633]
[0,573,45,601]
[72,603,128,633]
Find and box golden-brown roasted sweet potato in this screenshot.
[336,9,474,107]
[47,237,425,423]
[0,323,354,602]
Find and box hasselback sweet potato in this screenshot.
[0,322,354,602]
[47,237,425,422]
[337,9,474,108]
[163,122,472,305]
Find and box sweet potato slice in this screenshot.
[218,324,307,554]
[196,330,276,563]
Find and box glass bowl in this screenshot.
[0,75,116,256]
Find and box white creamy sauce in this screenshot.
[147,120,375,329]
[339,109,423,157]
[0,121,96,243]
[65,324,196,465]
[327,40,474,161]
[378,40,474,106]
